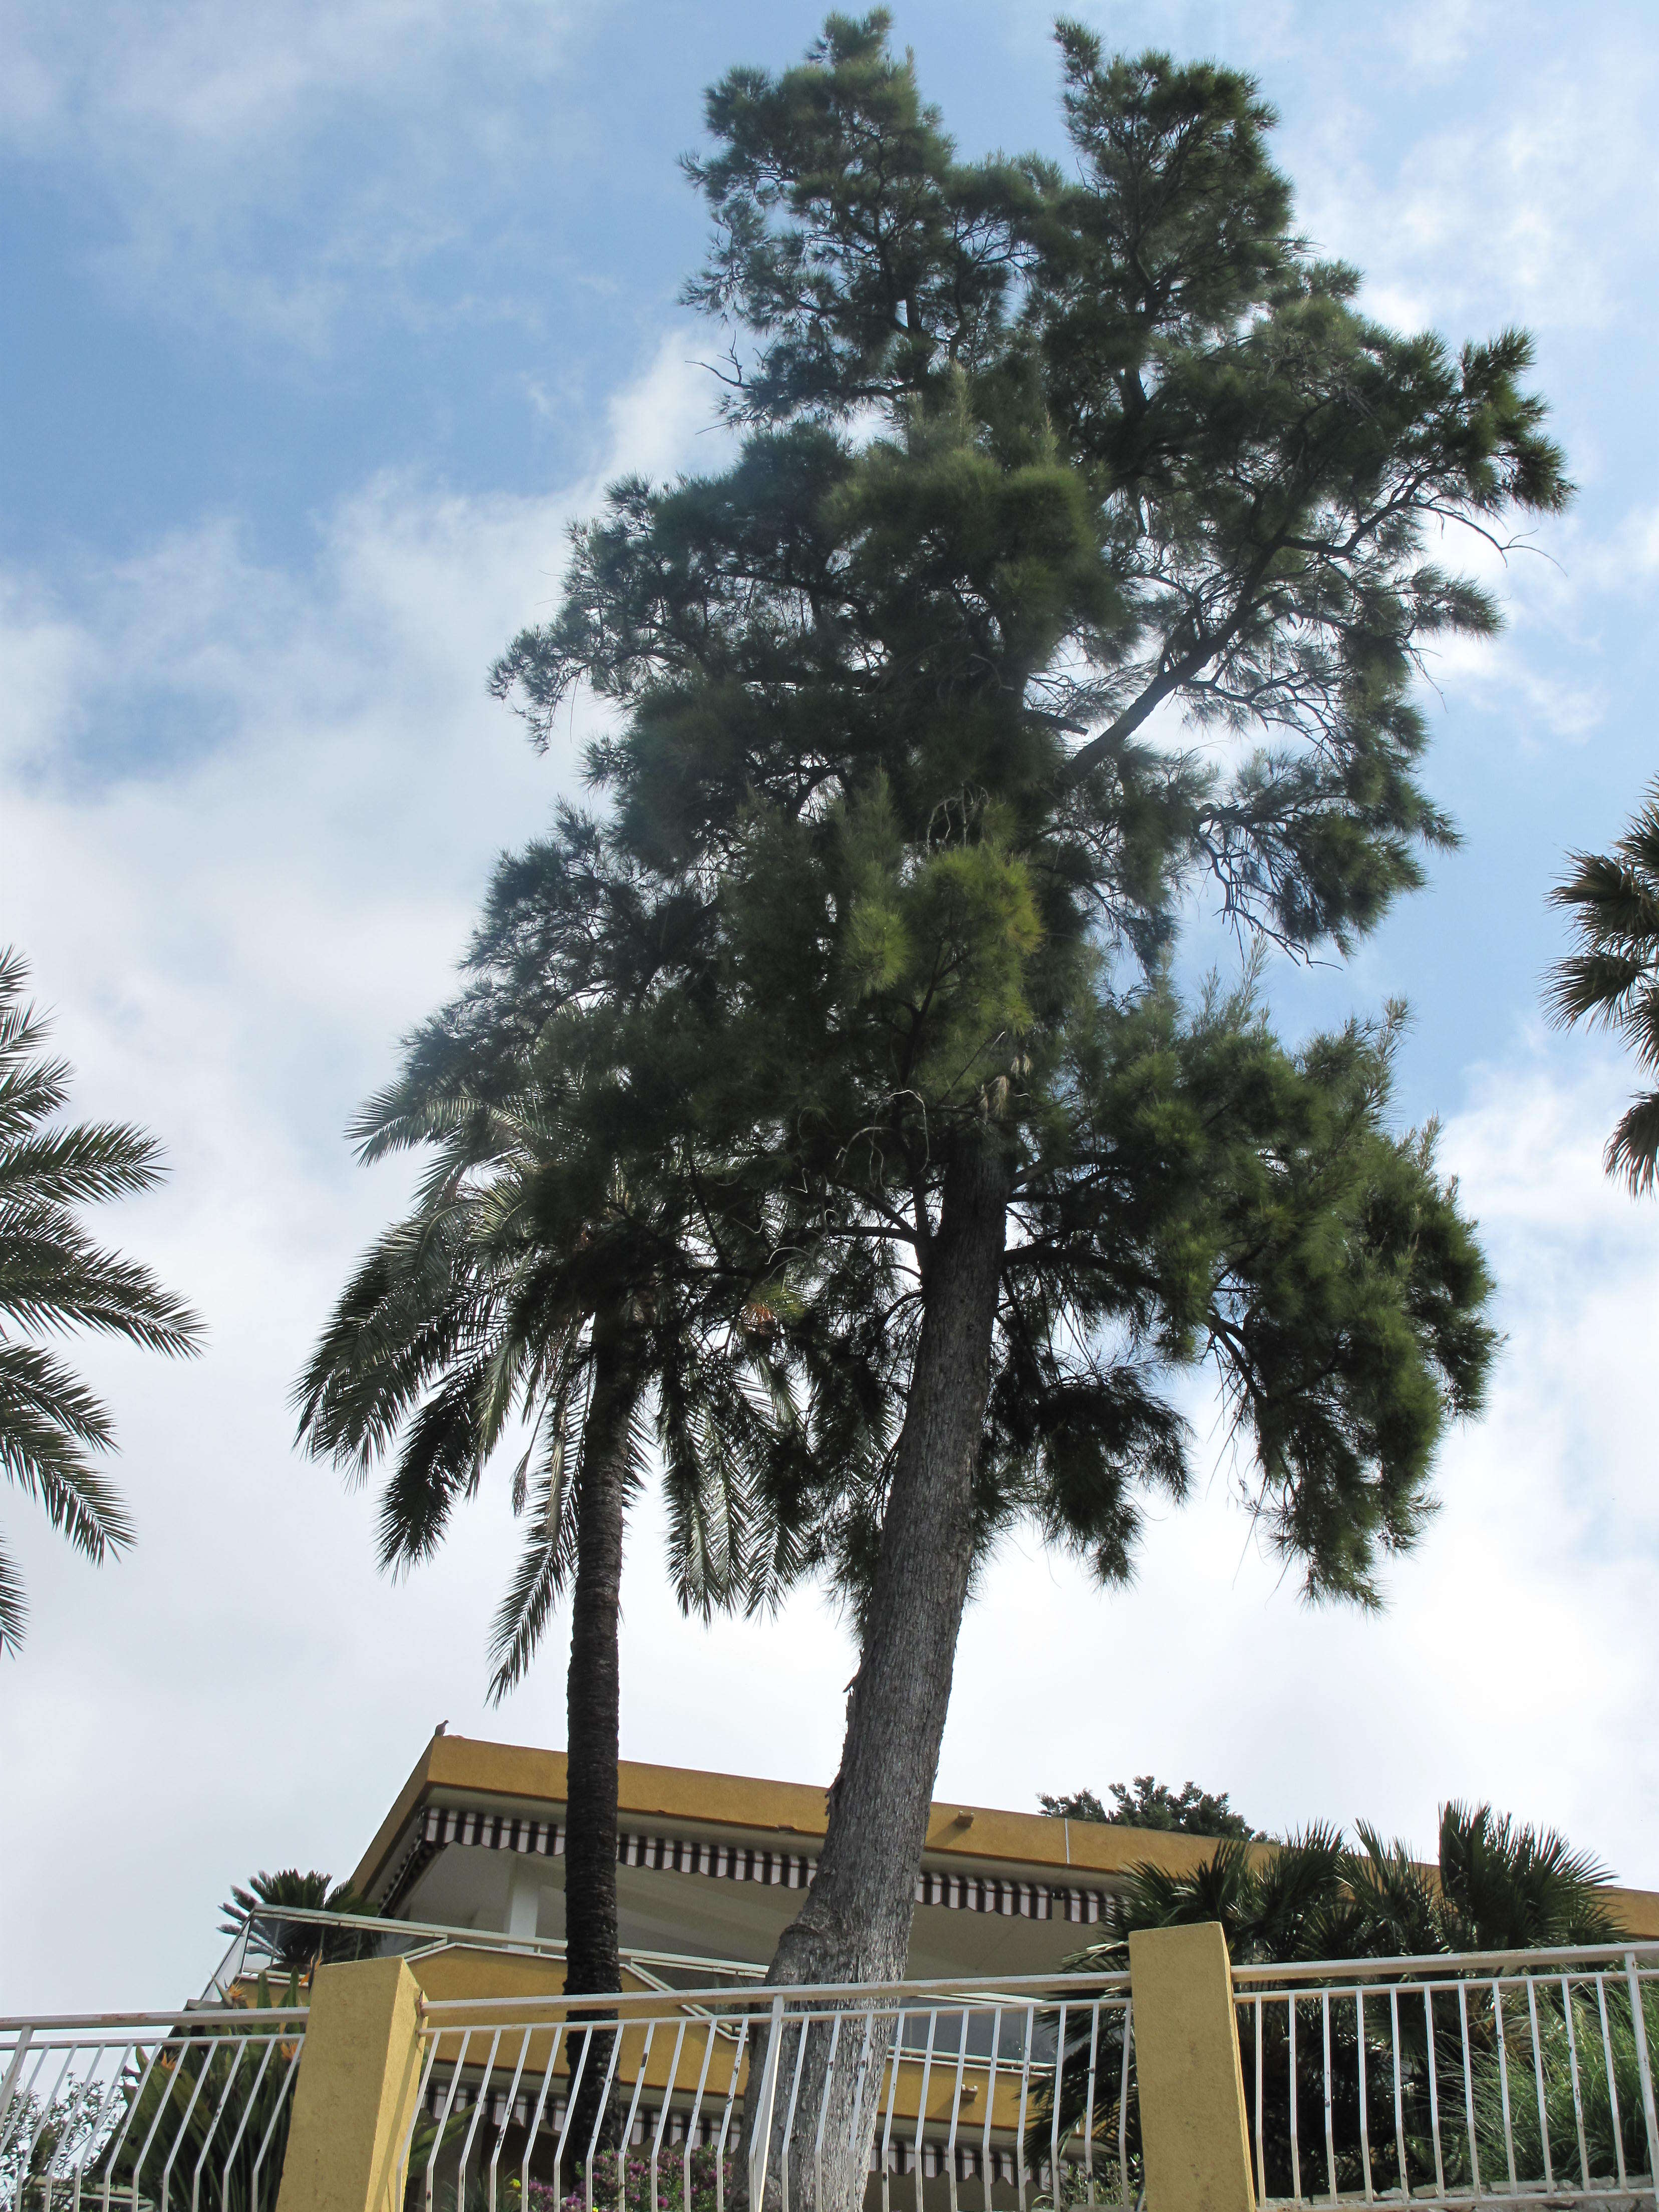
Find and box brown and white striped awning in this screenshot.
[401,1803,1107,1924]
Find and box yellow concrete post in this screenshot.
[1128,1923,1255,2212]
[274,1957,425,2212]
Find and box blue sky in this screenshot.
[4,0,1659,2014]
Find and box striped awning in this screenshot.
[398,1803,1107,1925]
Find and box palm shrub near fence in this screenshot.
[105,2004,301,2212]
[1471,1976,1659,2191]
[1035,1804,1646,2198]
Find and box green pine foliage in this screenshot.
[0,949,203,1655]
[488,13,1553,1626]
[1039,1777,1261,1840]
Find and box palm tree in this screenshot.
[1547,783,1659,1192]
[296,827,820,2027]
[1075,1800,1621,1966]
[1047,1803,1624,2200]
[0,949,203,1654]
[218,1868,371,1976]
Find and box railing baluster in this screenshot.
[584,2011,628,2212]
[915,2006,940,2212]
[487,2025,532,2212]
[0,2024,35,2149]
[427,2027,471,2212]
[651,2016,688,2212]
[1012,2004,1035,2212]
[1356,1986,1372,2204]
[686,2015,718,2212]
[944,2006,969,2212]
[1526,1972,1552,2189]
[454,2026,503,2208]
[1492,1976,1516,2195]
[249,2034,306,2212]
[712,2014,750,2212]
[1456,1981,1480,2203]
[1562,1973,1590,2188]
[1254,1996,1266,2206]
[812,2008,846,2212]
[1594,1972,1625,2190]
[1625,1950,1658,2191]
[1120,2001,1134,2212]
[1080,1999,1101,2208]
[982,2002,1003,2212]
[1289,1994,1302,2206]
[1052,1999,1070,2208]
[781,2009,811,2212]
[188,2032,251,2212]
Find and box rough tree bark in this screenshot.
[563,1316,644,2157]
[747,1135,1014,2212]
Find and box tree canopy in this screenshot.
[479,37,1558,2119]
[1040,1776,1262,1840]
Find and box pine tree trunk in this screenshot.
[563,1316,642,2159]
[747,1136,1013,2212]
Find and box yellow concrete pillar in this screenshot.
[1128,1923,1255,2212]
[275,1957,425,2212]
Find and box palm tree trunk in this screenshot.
[749,1135,1013,2212]
[564,1314,644,2155]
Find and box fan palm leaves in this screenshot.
[1042,1805,1624,2199]
[1070,1801,1622,1969]
[1547,783,1659,1192]
[217,1868,372,1976]
[0,949,203,1654]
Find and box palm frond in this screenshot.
[487,1424,582,1700]
[0,949,202,1649]
[375,1359,493,1572]
[0,1533,27,1657]
[0,1120,170,1206]
[0,1341,135,1558]
[0,1226,204,1350]
[1543,951,1648,1030]
[1606,1090,1659,1194]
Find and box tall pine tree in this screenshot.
[483,19,1558,2202]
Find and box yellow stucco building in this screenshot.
[350,1729,1659,1983]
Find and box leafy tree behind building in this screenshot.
[1040,1777,1262,1839]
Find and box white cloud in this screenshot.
[1283,21,1659,340]
[3,0,566,155]
[0,336,757,2014]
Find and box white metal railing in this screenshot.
[204,1903,767,2003]
[1233,1944,1659,2209]
[0,2004,307,2211]
[407,1969,1137,2212]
